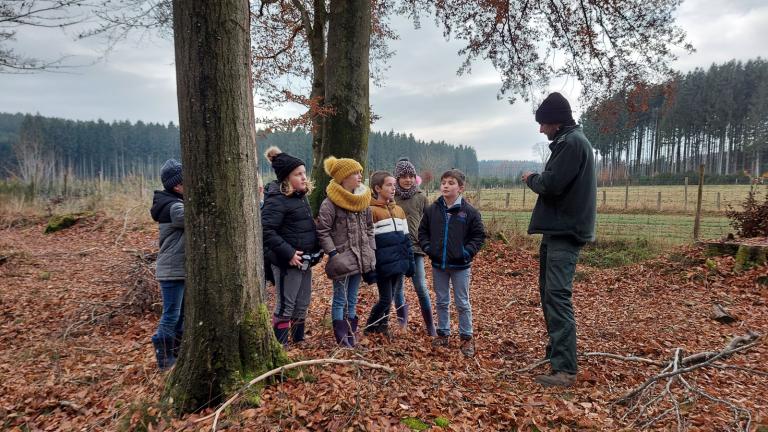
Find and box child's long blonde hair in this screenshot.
[264,146,313,196]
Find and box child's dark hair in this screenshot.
[369,170,393,198]
[440,169,466,187]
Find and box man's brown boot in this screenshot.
[459,336,475,358]
[534,371,576,387]
[432,334,449,348]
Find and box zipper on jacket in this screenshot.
[441,201,449,270]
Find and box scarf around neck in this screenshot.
[395,183,419,200]
[326,181,371,212]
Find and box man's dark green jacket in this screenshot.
[525,125,596,243]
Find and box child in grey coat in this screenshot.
[150,159,185,370]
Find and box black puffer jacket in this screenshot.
[261,181,320,268]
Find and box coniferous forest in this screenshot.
[0,113,478,185]
[582,58,768,184]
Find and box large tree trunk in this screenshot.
[309,0,371,213]
[293,0,329,214]
[165,0,286,413]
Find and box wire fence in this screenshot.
[425,176,767,246]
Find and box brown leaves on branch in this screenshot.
[402,0,693,102]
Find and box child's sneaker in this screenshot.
[459,336,475,358]
[432,335,449,348]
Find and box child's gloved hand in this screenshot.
[405,259,415,277]
[362,270,377,285]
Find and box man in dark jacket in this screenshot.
[522,92,597,387]
[150,159,186,370]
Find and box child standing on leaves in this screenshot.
[393,158,436,336]
[316,156,376,347]
[261,147,321,347]
[365,171,415,337]
[150,159,186,370]
[419,169,486,357]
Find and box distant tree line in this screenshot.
[0,113,478,186]
[477,160,543,187]
[582,58,768,185]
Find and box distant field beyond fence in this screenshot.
[425,184,768,245]
[465,184,764,214]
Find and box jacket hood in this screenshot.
[151,190,183,221]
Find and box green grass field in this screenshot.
[467,184,766,214]
[483,210,732,245]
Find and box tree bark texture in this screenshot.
[166,0,286,413]
[309,0,371,213]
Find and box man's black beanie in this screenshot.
[535,92,575,125]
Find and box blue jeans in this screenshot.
[156,280,184,340]
[432,268,472,337]
[331,274,361,321]
[395,255,432,312]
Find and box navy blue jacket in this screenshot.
[418,196,485,270]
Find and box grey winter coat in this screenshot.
[316,198,376,280]
[150,190,185,281]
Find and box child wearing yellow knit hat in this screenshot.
[316,156,376,347]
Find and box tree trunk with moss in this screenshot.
[165,0,286,413]
[308,0,371,213]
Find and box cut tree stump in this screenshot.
[700,238,768,272]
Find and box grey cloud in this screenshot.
[1,2,766,160]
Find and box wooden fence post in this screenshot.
[624,178,630,210]
[657,191,662,211]
[684,176,689,211]
[716,192,721,211]
[522,187,526,208]
[505,192,510,208]
[602,189,606,207]
[693,164,705,241]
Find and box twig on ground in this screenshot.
[514,351,664,373]
[616,332,761,432]
[192,358,394,432]
[114,205,141,246]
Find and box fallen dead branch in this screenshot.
[513,332,762,430]
[513,351,664,373]
[192,358,394,432]
[616,331,761,431]
[62,249,159,339]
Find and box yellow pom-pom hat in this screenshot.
[323,156,364,184]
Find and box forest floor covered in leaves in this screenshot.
[1,213,767,431]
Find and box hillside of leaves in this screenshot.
[1,215,766,431]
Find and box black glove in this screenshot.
[405,259,415,278]
[362,270,377,285]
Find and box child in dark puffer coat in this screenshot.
[365,170,415,338]
[262,147,321,346]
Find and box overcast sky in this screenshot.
[1,0,767,160]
